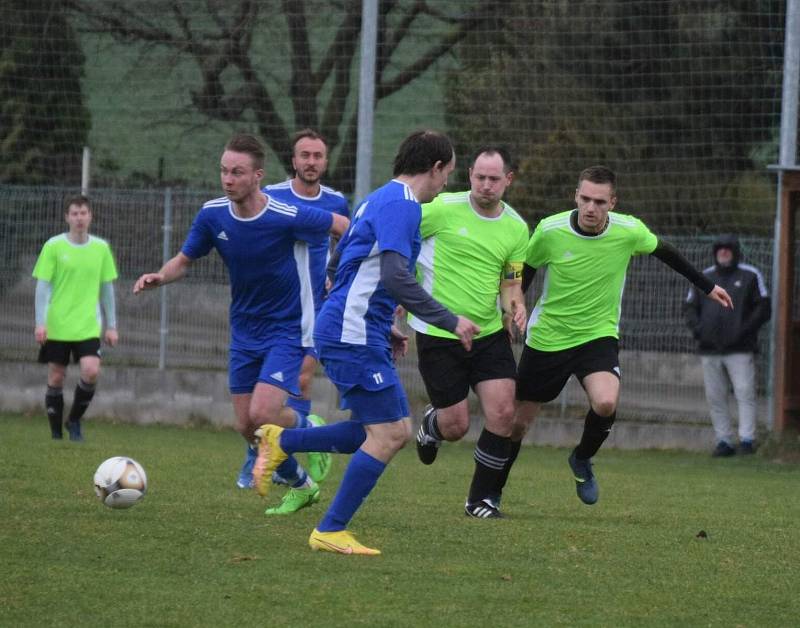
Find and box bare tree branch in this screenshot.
[282,1,318,130]
[65,0,491,191]
[377,4,491,100]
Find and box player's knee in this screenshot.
[81,365,100,384]
[248,406,275,427]
[367,421,410,458]
[441,413,469,440]
[592,399,617,417]
[485,402,515,435]
[48,371,66,388]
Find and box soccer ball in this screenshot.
[93,457,148,509]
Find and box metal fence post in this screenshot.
[159,188,173,370]
[81,146,91,195]
[354,0,378,203]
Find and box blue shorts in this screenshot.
[229,342,305,396]
[317,342,409,424]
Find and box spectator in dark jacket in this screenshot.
[684,234,771,457]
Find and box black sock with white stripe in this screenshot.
[494,438,522,495]
[467,428,511,504]
[425,408,443,441]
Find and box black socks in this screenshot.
[493,438,522,496]
[67,379,96,425]
[45,386,64,438]
[468,428,511,503]
[574,408,616,460]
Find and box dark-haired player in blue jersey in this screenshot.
[263,129,349,509]
[253,130,481,555]
[134,133,349,513]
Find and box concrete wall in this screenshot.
[0,359,723,451]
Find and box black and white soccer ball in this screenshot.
[93,457,148,509]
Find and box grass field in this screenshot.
[2,413,799,627]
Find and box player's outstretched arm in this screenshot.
[133,253,193,294]
[650,239,718,298]
[380,250,475,344]
[707,285,733,309]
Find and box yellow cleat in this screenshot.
[252,424,288,497]
[308,528,381,556]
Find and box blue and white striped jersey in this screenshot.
[315,179,421,348]
[263,180,349,313]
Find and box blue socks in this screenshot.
[275,456,310,488]
[273,398,314,486]
[317,449,386,532]
[280,421,366,454]
[286,397,312,428]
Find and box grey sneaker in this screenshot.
[712,441,736,458]
[738,440,756,455]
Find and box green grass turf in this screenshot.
[2,413,799,627]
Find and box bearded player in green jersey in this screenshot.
[496,165,732,506]
[410,146,529,518]
[33,195,119,441]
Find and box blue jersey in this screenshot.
[181,195,333,350]
[315,179,421,348]
[263,180,349,313]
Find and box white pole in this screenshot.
[81,146,91,195]
[159,188,173,370]
[354,0,378,203]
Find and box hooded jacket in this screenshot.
[683,234,771,354]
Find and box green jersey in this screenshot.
[32,234,118,341]
[525,209,658,351]
[408,191,529,339]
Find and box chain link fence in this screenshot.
[0,184,774,426]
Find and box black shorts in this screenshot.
[38,338,102,366]
[516,336,620,403]
[416,330,517,408]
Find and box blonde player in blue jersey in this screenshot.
[263,129,349,507]
[133,133,349,513]
[498,165,732,506]
[253,130,480,555]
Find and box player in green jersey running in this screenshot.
[496,165,732,506]
[33,195,119,441]
[410,146,529,518]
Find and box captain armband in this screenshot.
[503,261,523,281]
